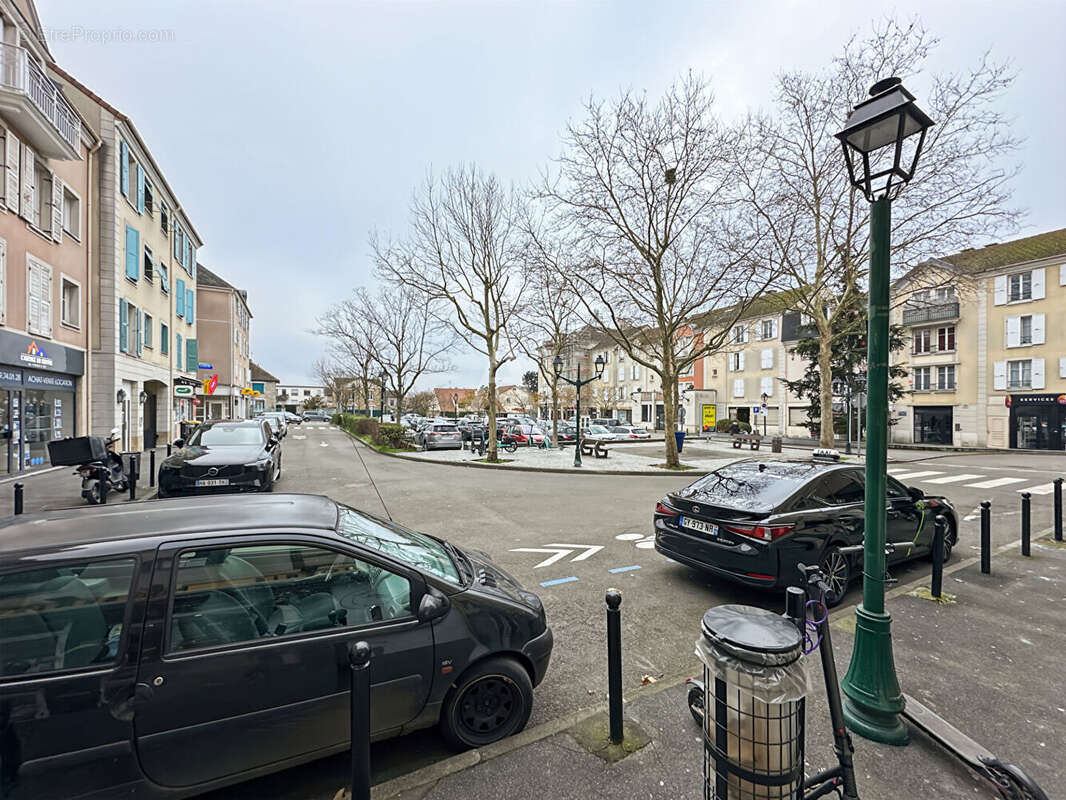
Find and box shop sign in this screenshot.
[23,370,75,390]
[20,341,53,368]
[175,385,195,397]
[198,362,214,370]
[1010,394,1064,405]
[0,330,84,374]
[202,374,219,395]
[701,404,717,432]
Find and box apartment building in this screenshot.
[195,265,252,420]
[250,361,279,415]
[893,228,1066,450]
[55,68,202,451]
[0,0,99,473]
[277,384,330,413]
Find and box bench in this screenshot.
[731,433,763,451]
[579,440,610,458]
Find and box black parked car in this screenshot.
[0,494,552,799]
[654,458,958,606]
[158,419,281,497]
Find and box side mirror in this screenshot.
[417,588,450,624]
[907,486,925,502]
[269,436,279,448]
[173,439,184,449]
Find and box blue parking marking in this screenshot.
[608,565,642,574]
[540,576,579,587]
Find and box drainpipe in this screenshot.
[84,135,103,438]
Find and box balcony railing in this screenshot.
[901,302,959,326]
[0,43,81,153]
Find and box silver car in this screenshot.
[417,423,463,450]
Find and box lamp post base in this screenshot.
[841,604,909,746]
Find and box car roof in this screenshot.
[202,418,265,427]
[0,493,340,556]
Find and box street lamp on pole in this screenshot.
[378,370,387,422]
[553,353,605,467]
[836,76,933,746]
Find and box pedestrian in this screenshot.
[729,420,740,436]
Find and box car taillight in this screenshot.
[723,523,794,542]
[655,500,678,516]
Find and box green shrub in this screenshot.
[354,417,378,437]
[715,418,753,433]
[373,424,412,450]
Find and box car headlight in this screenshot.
[518,590,543,611]
[246,458,272,469]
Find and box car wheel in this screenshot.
[439,656,533,750]
[932,518,956,563]
[819,546,851,608]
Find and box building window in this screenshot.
[62,186,81,239]
[936,365,956,391]
[143,245,154,282]
[143,179,153,214]
[1008,360,1031,390]
[937,326,955,352]
[159,264,169,294]
[913,367,931,391]
[161,323,169,355]
[730,351,745,371]
[732,324,747,344]
[913,329,931,354]
[1008,272,1032,302]
[1019,315,1032,346]
[760,319,776,340]
[26,255,53,337]
[733,378,745,398]
[160,202,169,234]
[143,313,153,348]
[60,276,80,328]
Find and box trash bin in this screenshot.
[675,430,686,453]
[771,436,782,454]
[696,605,808,800]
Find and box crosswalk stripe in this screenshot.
[887,468,917,475]
[967,477,1027,489]
[1019,483,1056,495]
[923,474,984,485]
[889,470,943,480]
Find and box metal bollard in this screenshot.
[1021,492,1031,557]
[1055,478,1063,542]
[605,588,623,744]
[348,640,372,800]
[149,449,156,487]
[129,454,138,501]
[167,442,172,457]
[931,515,946,598]
[13,482,24,515]
[980,500,991,574]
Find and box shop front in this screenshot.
[1008,393,1066,450]
[0,331,84,474]
[174,377,200,440]
[913,406,954,445]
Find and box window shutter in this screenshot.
[119,298,129,353]
[771,319,778,338]
[993,360,1006,390]
[186,338,197,372]
[1060,356,1066,379]
[1031,269,1045,300]
[173,224,182,261]
[185,240,193,275]
[733,378,744,398]
[761,376,773,397]
[1032,314,1046,345]
[4,130,19,212]
[160,264,168,293]
[39,262,51,336]
[1031,358,1045,389]
[119,140,129,197]
[19,144,34,222]
[136,309,143,356]
[124,225,139,280]
[186,289,194,324]
[761,348,773,369]
[136,163,145,213]
[743,327,749,343]
[50,174,63,242]
[1005,316,1020,348]
[1060,264,1066,286]
[161,324,168,355]
[993,276,1007,306]
[0,238,5,323]
[738,351,745,371]
[176,332,182,366]
[176,278,185,317]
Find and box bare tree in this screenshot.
[315,305,381,414]
[312,357,357,414]
[736,18,1021,446]
[374,165,529,462]
[540,74,772,468]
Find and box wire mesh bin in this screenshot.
[696,605,808,800]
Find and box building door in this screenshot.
[143,391,158,449]
[0,390,9,474]
[1014,408,1051,450]
[913,406,953,445]
[655,404,664,430]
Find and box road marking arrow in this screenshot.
[509,544,604,568]
[319,441,329,447]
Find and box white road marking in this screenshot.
[319,441,329,447]
[292,435,307,440]
[966,477,1026,489]
[1019,483,1056,495]
[510,544,604,568]
[888,470,943,480]
[923,473,984,485]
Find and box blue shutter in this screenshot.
[136,309,143,356]
[125,226,139,280]
[119,140,129,197]
[186,339,197,373]
[161,324,169,355]
[119,298,128,353]
[176,333,182,367]
[136,163,145,213]
[186,289,194,324]
[176,278,185,317]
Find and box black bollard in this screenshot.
[149,449,156,487]
[129,454,138,501]
[1019,494,1027,558]
[931,514,946,599]
[348,640,372,800]
[13,482,24,515]
[167,442,172,457]
[606,588,623,745]
[980,500,991,574]
[1055,478,1063,542]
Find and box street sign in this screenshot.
[198,362,213,370]
[752,405,762,415]
[701,404,717,432]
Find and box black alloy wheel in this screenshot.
[440,657,533,749]
[819,546,851,608]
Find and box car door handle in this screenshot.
[108,682,155,722]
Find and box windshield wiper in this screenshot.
[442,541,473,585]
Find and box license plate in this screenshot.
[680,516,717,537]
[195,478,230,487]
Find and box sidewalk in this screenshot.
[372,532,1065,800]
[0,446,163,514]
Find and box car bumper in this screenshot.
[653,527,779,590]
[159,471,270,494]
[522,625,553,687]
[425,441,463,450]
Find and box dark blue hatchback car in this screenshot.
[0,494,552,799]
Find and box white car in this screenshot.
[609,425,651,440]
[582,424,615,441]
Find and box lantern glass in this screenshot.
[552,355,564,374]
[594,354,606,377]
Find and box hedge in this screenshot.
[716,418,752,433]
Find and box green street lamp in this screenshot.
[553,353,605,467]
[836,77,933,746]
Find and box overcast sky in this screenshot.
[39,0,1066,388]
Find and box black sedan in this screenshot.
[0,494,552,800]
[654,458,958,605]
[158,419,281,497]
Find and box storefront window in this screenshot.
[22,389,75,468]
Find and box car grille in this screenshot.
[183,464,247,479]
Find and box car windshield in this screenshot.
[678,461,822,513]
[432,425,457,432]
[337,507,460,584]
[189,425,265,446]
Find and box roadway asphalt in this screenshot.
[203,424,1066,799]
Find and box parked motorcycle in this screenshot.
[74,431,129,504]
